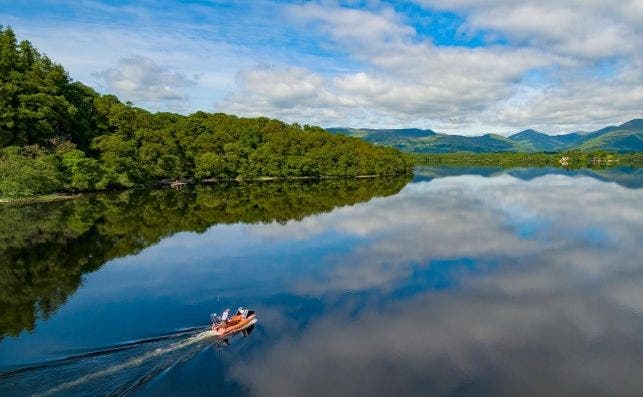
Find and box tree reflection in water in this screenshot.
[0,176,410,337]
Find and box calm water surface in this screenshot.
[1,167,642,396]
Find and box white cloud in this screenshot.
[4,1,643,132]
[1,16,258,112]
[94,56,196,107]
[218,1,643,134]
[218,3,553,131]
[222,66,337,112]
[420,0,643,59]
[489,60,643,131]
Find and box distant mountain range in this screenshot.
[327,119,643,153]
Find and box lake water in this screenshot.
[1,166,642,396]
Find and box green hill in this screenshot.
[575,119,643,152]
[328,128,525,153]
[424,133,524,153]
[0,27,412,198]
[326,128,438,152]
[328,119,643,153]
[507,129,583,151]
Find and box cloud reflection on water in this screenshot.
[248,174,642,292]
[233,173,643,396]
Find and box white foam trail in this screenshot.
[38,330,215,396]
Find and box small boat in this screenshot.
[211,307,257,338]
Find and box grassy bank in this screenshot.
[414,152,643,168]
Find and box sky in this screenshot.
[2,0,643,136]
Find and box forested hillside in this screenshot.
[0,27,411,197]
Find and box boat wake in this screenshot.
[0,327,216,397]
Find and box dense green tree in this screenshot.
[61,149,101,191]
[0,146,63,196]
[194,152,226,179]
[0,26,88,147]
[0,27,412,197]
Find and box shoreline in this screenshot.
[0,173,409,205]
[413,152,643,169]
[0,193,84,205]
[199,173,402,184]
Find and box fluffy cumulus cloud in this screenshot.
[220,66,350,123]
[95,56,196,108]
[413,0,643,132]
[4,0,643,132]
[220,2,552,130]
[2,19,254,112]
[420,0,643,60]
[218,0,643,134]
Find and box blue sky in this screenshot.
[2,0,643,135]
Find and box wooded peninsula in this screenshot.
[0,27,412,198]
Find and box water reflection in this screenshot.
[1,168,642,396]
[232,286,643,396]
[221,172,643,396]
[0,177,409,338]
[414,165,643,188]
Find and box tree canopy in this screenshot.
[0,26,412,197]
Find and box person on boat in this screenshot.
[220,309,230,324]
